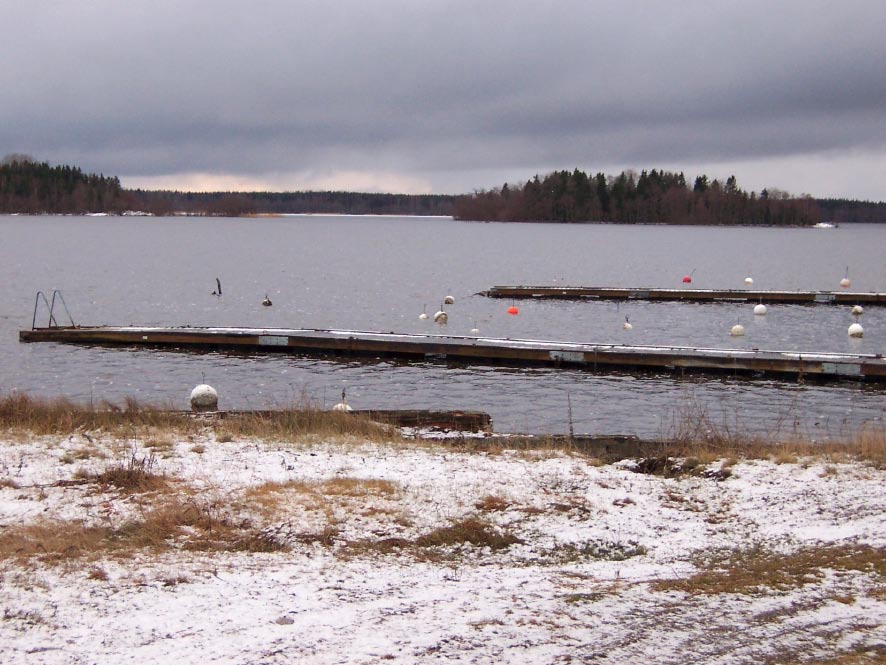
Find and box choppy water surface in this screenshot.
[2,215,884,438]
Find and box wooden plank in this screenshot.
[353,410,491,431]
[481,285,886,305]
[19,325,886,382]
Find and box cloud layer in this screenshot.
[3,1,885,197]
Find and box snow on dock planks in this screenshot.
[19,325,886,382]
[480,286,886,305]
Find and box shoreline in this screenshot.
[6,212,886,227]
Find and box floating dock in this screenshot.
[480,285,886,305]
[19,325,886,382]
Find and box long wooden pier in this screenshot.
[19,325,886,382]
[480,285,886,305]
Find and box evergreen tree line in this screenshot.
[454,168,827,226]
[817,198,886,224]
[0,157,131,213]
[130,189,456,217]
[0,156,456,216]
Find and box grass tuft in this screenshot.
[75,451,168,494]
[474,495,511,512]
[87,566,109,581]
[414,517,523,551]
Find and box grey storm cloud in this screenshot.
[2,0,885,195]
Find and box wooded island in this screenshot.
[454,169,822,225]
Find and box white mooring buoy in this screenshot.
[754,303,768,316]
[623,315,633,331]
[851,305,864,316]
[731,323,746,336]
[419,304,428,321]
[848,322,864,338]
[840,267,851,288]
[190,384,218,412]
[443,295,455,305]
[744,277,754,286]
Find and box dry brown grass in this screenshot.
[143,433,175,453]
[474,495,511,512]
[342,516,524,560]
[241,477,401,517]
[0,392,400,444]
[74,451,169,494]
[413,517,523,551]
[59,445,106,465]
[0,495,289,563]
[317,477,400,497]
[0,521,113,561]
[0,393,187,436]
[651,544,885,596]
[657,402,886,467]
[212,409,398,443]
[657,399,886,464]
[86,566,109,581]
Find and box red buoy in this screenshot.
[682,275,692,283]
[507,306,519,315]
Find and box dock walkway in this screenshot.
[19,325,886,382]
[480,285,886,305]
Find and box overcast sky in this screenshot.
[3,1,885,199]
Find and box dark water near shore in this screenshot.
[2,215,884,438]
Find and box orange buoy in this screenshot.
[507,306,519,315]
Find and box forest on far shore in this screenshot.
[1,155,884,224]
[455,169,826,226]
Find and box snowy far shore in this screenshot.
[1,432,884,664]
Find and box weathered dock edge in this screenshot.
[481,285,886,305]
[192,409,493,432]
[19,325,886,382]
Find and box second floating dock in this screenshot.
[19,325,886,382]
[480,285,886,305]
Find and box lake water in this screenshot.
[2,215,884,439]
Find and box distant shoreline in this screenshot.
[2,212,869,228]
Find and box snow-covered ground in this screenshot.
[1,433,884,664]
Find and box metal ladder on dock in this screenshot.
[31,290,76,330]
